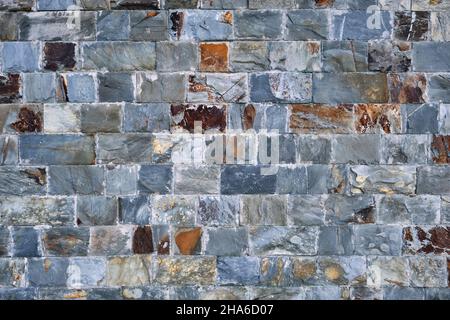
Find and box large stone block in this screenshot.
[1,42,39,72]
[0,258,26,287]
[97,134,153,164]
[77,196,118,226]
[0,167,46,196]
[205,227,248,256]
[89,226,133,256]
[48,166,104,195]
[138,165,173,194]
[187,74,248,103]
[97,11,130,41]
[230,42,270,72]
[135,73,185,103]
[221,165,277,194]
[235,10,282,39]
[241,195,287,225]
[153,256,216,285]
[0,74,21,104]
[217,257,260,285]
[379,195,440,224]
[417,166,450,194]
[98,73,134,102]
[0,136,18,165]
[20,135,95,165]
[288,195,326,226]
[28,258,69,287]
[67,257,106,289]
[332,10,393,40]
[286,10,329,40]
[324,195,376,225]
[322,40,368,72]
[130,10,168,41]
[174,165,220,194]
[22,73,56,103]
[106,255,152,286]
[331,135,381,165]
[152,195,197,225]
[42,227,90,256]
[353,225,402,255]
[11,227,39,257]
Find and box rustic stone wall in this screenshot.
[0,0,449,300]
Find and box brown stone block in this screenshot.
[355,104,401,134]
[431,135,450,164]
[200,43,228,72]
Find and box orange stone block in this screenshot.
[200,43,228,72]
[175,227,202,255]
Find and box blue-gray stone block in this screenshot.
[48,166,105,195]
[11,227,39,257]
[124,103,171,132]
[66,74,96,103]
[235,10,283,40]
[23,73,56,103]
[138,165,172,194]
[221,165,277,194]
[2,42,39,72]
[217,257,260,285]
[286,10,329,40]
[28,258,69,287]
[98,73,134,102]
[97,11,130,41]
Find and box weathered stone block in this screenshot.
[0,13,18,41]
[153,225,170,254]
[0,258,26,287]
[403,103,439,134]
[427,74,450,103]
[0,74,21,103]
[156,42,197,71]
[288,195,326,226]
[316,256,367,286]
[0,104,43,134]
[379,195,440,224]
[0,167,46,196]
[395,11,430,41]
[43,104,80,133]
[174,165,220,194]
[65,74,96,103]
[119,196,151,225]
[235,10,282,39]
[22,73,56,103]
[331,135,381,165]
[98,73,134,102]
[230,42,269,72]
[11,227,39,257]
[77,196,118,226]
[48,166,104,195]
[188,74,248,103]
[28,258,69,287]
[417,166,450,194]
[332,10,392,40]
[241,195,287,225]
[388,73,427,104]
[318,226,354,255]
[221,165,277,194]
[106,166,137,196]
[106,255,152,286]
[205,227,248,256]
[290,104,354,134]
[2,42,39,72]
[322,40,368,72]
[112,0,161,9]
[403,226,449,255]
[97,134,153,164]
[276,167,308,194]
[249,226,319,255]
[297,136,331,163]
[19,11,95,41]
[67,257,106,289]
[269,41,321,72]
[19,135,95,165]
[124,103,170,133]
[307,164,349,194]
[355,103,402,134]
[413,42,450,72]
[130,10,168,41]
[133,225,154,254]
[313,73,389,103]
[0,136,17,165]
[353,225,402,255]
[170,10,233,40]
[138,165,172,194]
[217,257,260,285]
[152,195,197,225]
[42,227,89,256]
[409,257,447,287]
[200,42,229,72]
[153,256,216,285]
[174,227,201,255]
[0,197,74,226]
[431,135,450,164]
[200,0,246,8]
[80,103,121,133]
[286,10,329,40]
[431,11,450,41]
[89,226,133,256]
[324,195,376,225]
[197,195,238,226]
[172,104,227,133]
[250,72,312,103]
[367,256,409,287]
[136,73,185,103]
[368,40,411,73]
[349,165,416,195]
[43,42,76,72]
[97,11,130,41]
[383,287,425,300]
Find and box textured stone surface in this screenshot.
[0,2,449,301]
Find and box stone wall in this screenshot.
[0,0,449,300]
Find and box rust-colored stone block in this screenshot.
[133,226,154,254]
[175,227,202,255]
[388,73,427,103]
[0,74,21,103]
[355,104,401,134]
[431,135,450,164]
[403,226,450,255]
[171,104,227,133]
[43,42,76,72]
[200,43,228,72]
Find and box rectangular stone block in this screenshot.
[98,72,134,103]
[230,41,269,72]
[48,166,104,195]
[249,226,319,255]
[42,227,90,256]
[235,10,283,40]
[297,136,331,163]
[355,103,402,134]
[138,165,172,194]
[322,40,368,72]
[67,257,106,289]
[1,42,39,72]
[313,73,389,103]
[0,167,46,196]
[43,104,80,133]
[413,42,450,72]
[0,0,34,11]
[188,73,248,103]
[431,11,450,41]
[217,257,260,285]
[23,73,56,103]
[331,135,381,165]
[28,258,69,287]
[89,226,133,256]
[153,256,216,285]
[124,103,170,132]
[80,104,121,133]
[77,196,118,226]
[43,42,76,72]
[105,255,152,287]
[65,73,96,103]
[417,166,450,195]
[286,10,329,40]
[0,196,74,226]
[136,73,185,103]
[368,40,412,73]
[97,134,153,164]
[111,0,161,9]
[0,258,26,287]
[19,12,96,41]
[307,164,349,195]
[174,165,220,194]
[349,165,416,195]
[388,73,427,104]
[250,72,312,103]
[367,256,409,287]
[197,195,239,226]
[97,11,130,41]
[288,195,326,226]
[20,135,95,165]
[409,256,448,287]
[169,10,233,41]
[205,227,248,255]
[427,74,450,103]
[0,104,43,134]
[241,195,287,225]
[0,74,21,104]
[11,227,39,257]
[290,104,354,134]
[83,42,156,71]
[379,195,440,224]
[0,136,17,165]
[353,225,402,255]
[221,165,277,194]
[318,226,354,255]
[382,134,429,164]
[324,195,376,225]
[129,10,168,41]
[332,10,393,40]
[152,195,197,225]
[119,196,151,225]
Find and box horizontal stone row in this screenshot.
[2,41,450,74]
[1,8,450,42]
[0,254,448,289]
[2,0,450,12]
[2,72,450,104]
[2,103,450,135]
[0,284,449,300]
[0,193,448,225]
[1,132,449,165]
